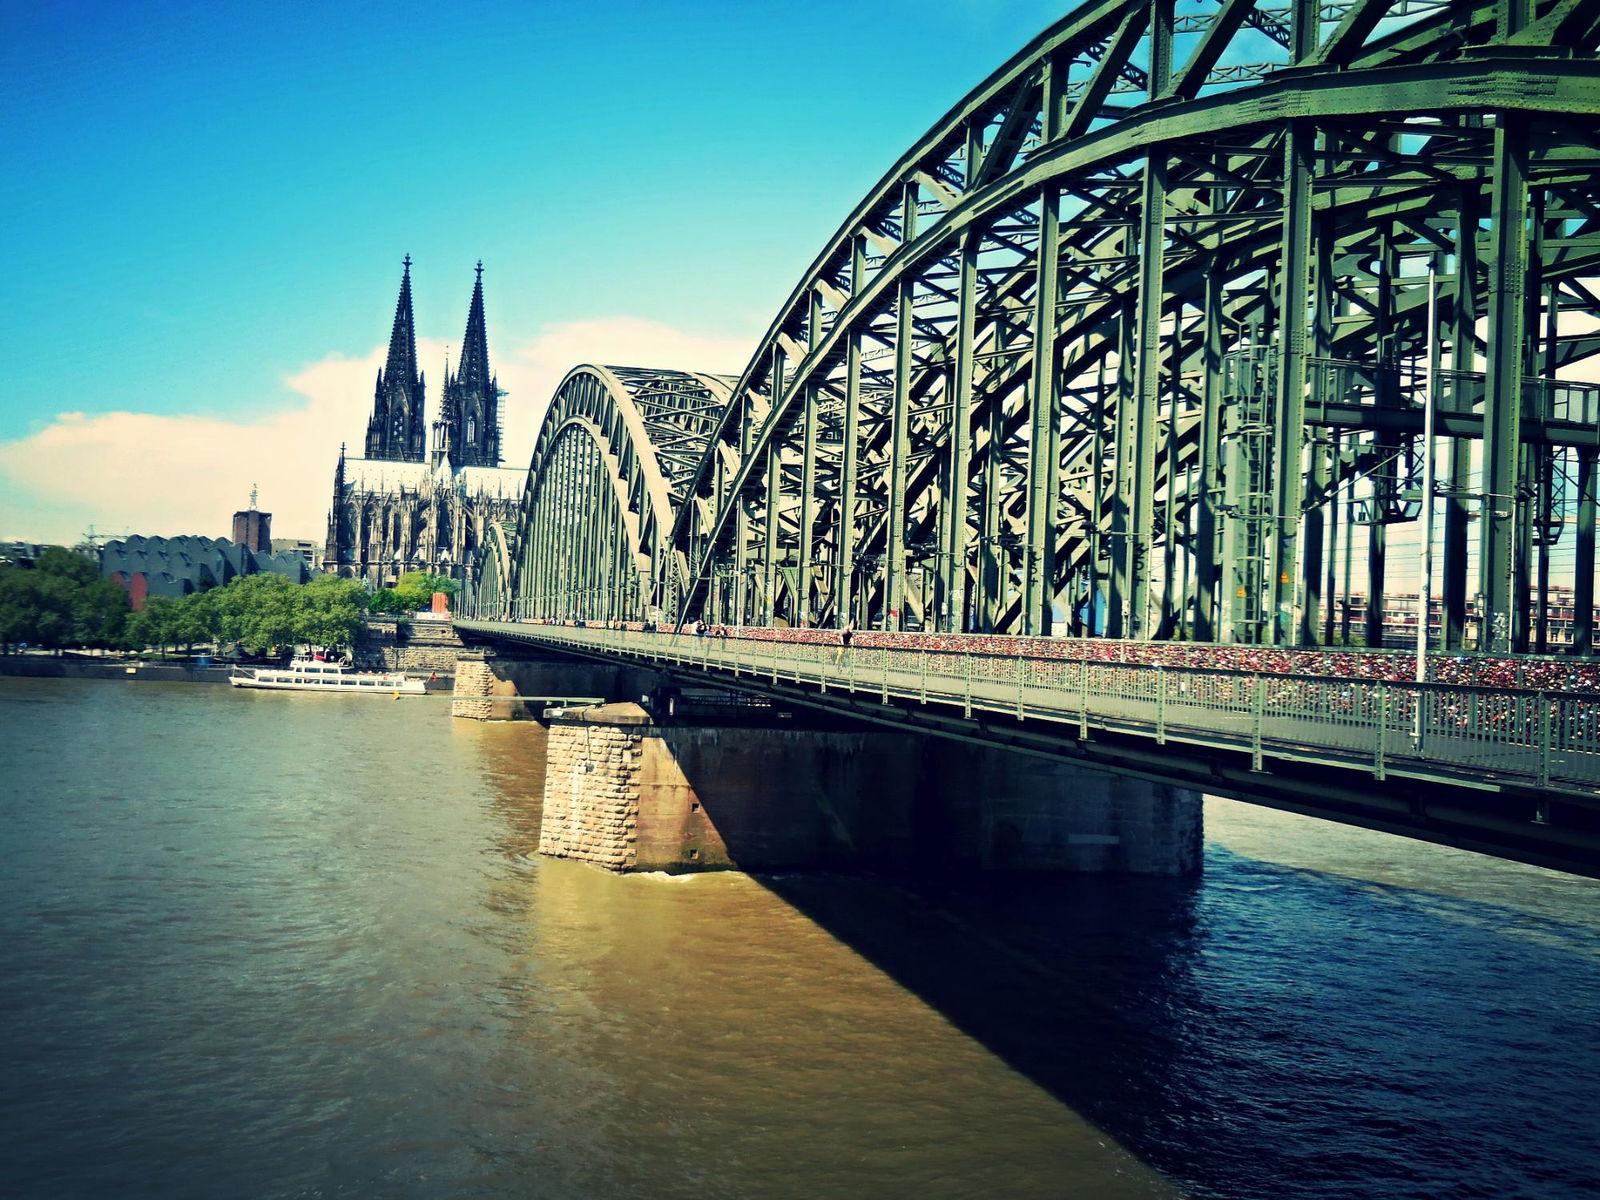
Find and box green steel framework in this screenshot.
[494,0,1600,654]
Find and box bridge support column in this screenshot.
[538,707,1201,875]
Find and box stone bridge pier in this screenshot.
[536,703,1201,877]
[453,653,1199,875]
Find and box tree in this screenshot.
[393,570,457,611]
[0,548,128,651]
[33,546,98,587]
[294,576,365,649]
[168,590,218,649]
[0,566,44,649]
[71,578,130,648]
[125,595,179,654]
[214,574,298,654]
[366,587,411,615]
[0,567,76,649]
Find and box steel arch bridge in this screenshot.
[503,366,735,621]
[489,0,1600,655]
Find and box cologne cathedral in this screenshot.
[324,257,524,586]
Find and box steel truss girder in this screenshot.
[483,366,731,621]
[492,0,1599,651]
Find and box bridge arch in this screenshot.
[468,518,515,618]
[657,0,1600,650]
[500,365,732,621]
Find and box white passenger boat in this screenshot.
[228,659,426,695]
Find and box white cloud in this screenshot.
[0,317,754,545]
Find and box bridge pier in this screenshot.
[538,704,1201,876]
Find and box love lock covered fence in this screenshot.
[460,621,1600,798]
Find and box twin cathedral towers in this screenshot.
[365,254,503,469]
[325,258,524,586]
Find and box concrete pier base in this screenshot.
[538,705,1201,876]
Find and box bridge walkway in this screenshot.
[460,622,1600,790]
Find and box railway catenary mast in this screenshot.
[490,0,1600,653]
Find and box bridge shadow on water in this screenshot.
[741,845,1600,1200]
[470,723,1600,1199]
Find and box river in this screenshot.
[1,676,1596,1198]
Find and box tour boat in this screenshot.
[228,659,426,695]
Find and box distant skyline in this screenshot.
[0,0,1064,542]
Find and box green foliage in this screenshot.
[0,549,127,650]
[393,570,457,611]
[34,546,99,587]
[1,555,395,656]
[72,578,131,647]
[366,587,411,615]
[119,573,370,656]
[125,595,180,653]
[212,574,298,654]
[292,576,366,649]
[364,572,455,616]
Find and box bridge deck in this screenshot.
[458,620,1600,877]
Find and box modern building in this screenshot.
[324,257,523,586]
[101,534,309,610]
[270,538,322,569]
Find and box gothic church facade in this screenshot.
[325,258,523,587]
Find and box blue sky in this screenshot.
[1,1,1062,453]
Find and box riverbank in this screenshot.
[0,656,235,684]
[0,656,454,690]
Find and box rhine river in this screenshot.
[2,676,1598,1199]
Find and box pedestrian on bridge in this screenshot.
[836,621,855,667]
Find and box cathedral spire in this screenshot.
[440,260,503,468]
[385,254,419,387]
[366,254,427,462]
[457,260,491,391]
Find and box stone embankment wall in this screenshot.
[355,618,466,675]
[537,708,1202,876]
[0,656,233,685]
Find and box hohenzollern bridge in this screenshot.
[456,0,1600,879]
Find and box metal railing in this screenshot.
[459,621,1600,794]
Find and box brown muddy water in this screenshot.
[2,676,1596,1198]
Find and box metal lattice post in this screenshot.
[837,236,865,629]
[1078,658,1089,740]
[885,182,919,631]
[1375,680,1389,780]
[1479,112,1530,652]
[1270,109,1315,645]
[1577,450,1597,654]
[1537,693,1553,789]
[943,223,979,634]
[1023,61,1062,637]
[1251,673,1265,772]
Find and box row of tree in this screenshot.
[125,575,372,655]
[0,554,458,655]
